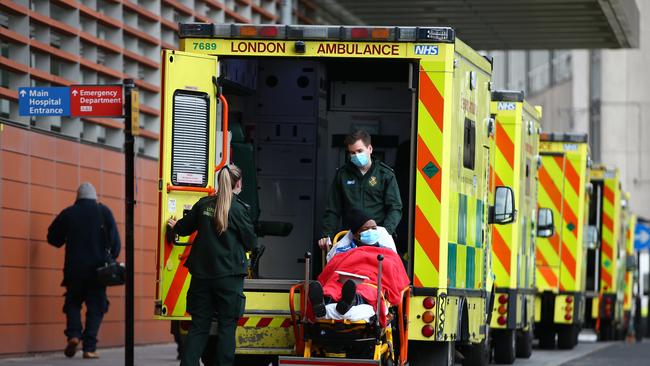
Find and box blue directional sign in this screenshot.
[18,87,70,116]
[635,222,650,251]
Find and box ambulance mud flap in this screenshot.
[278,357,380,366]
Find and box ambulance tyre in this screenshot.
[538,328,556,349]
[408,340,454,366]
[515,328,533,358]
[461,337,489,366]
[492,329,516,364]
[598,320,614,341]
[557,325,577,350]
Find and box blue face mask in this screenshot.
[359,229,380,245]
[350,152,369,168]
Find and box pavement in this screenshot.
[0,344,180,366]
[0,333,647,366]
[562,339,650,366]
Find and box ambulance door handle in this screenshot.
[214,93,229,172]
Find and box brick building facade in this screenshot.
[0,0,336,356]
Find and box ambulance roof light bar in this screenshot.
[178,23,455,43]
[539,132,588,143]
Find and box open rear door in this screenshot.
[155,50,228,318]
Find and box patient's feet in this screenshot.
[309,281,326,318]
[336,280,357,315]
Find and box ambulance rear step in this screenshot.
[278,356,380,366]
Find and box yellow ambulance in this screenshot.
[155,23,516,366]
[586,166,623,340]
[534,133,591,350]
[488,91,553,363]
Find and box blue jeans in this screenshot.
[63,281,108,352]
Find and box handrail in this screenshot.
[398,286,411,366]
[166,184,215,194]
[289,283,304,354]
[214,93,229,172]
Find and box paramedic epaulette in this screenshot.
[379,161,396,173]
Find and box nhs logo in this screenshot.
[497,102,516,111]
[414,45,439,55]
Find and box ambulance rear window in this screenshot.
[171,90,210,187]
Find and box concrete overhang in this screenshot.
[330,0,639,49]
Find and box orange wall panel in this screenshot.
[0,125,172,355]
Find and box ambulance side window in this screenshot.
[463,118,476,170]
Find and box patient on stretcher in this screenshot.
[310,210,409,324]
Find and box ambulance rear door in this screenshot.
[156,50,228,318]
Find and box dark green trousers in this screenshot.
[181,275,245,366]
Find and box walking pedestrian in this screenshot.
[167,164,258,366]
[47,182,121,359]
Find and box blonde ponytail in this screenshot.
[214,164,242,234]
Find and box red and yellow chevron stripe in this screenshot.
[162,232,196,316]
[413,63,448,288]
[491,119,516,287]
[600,178,619,293]
[536,154,583,292]
[238,316,293,328]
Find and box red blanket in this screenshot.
[317,246,409,326]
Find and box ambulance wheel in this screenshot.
[461,337,489,366]
[538,328,556,349]
[408,340,454,366]
[598,320,614,341]
[493,329,516,364]
[557,325,576,350]
[515,328,533,358]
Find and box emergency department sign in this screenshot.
[18,87,70,116]
[70,85,123,117]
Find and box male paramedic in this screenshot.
[318,130,402,250]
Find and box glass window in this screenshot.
[463,118,476,170]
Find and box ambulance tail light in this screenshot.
[565,297,573,304]
[178,23,456,43]
[421,325,435,338]
[422,311,435,324]
[235,25,285,38]
[344,27,395,41]
[497,316,507,326]
[423,296,435,309]
[498,294,508,304]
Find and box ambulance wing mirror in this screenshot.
[489,186,515,225]
[626,255,636,271]
[537,208,555,238]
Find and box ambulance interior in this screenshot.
[219,57,415,280]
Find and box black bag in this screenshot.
[96,204,125,286]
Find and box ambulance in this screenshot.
[488,91,553,363]
[636,218,650,339]
[586,166,624,340]
[622,195,635,338]
[534,133,591,350]
[155,23,516,365]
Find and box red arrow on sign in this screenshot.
[70,85,124,117]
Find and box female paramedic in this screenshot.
[167,164,258,366]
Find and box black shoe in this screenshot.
[336,280,357,315]
[309,281,326,318]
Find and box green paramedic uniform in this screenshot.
[322,159,402,238]
[174,194,258,366]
